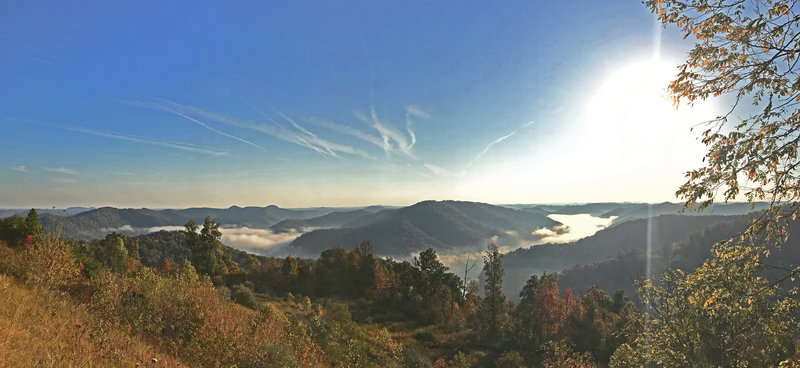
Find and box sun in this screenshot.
[583,57,717,165]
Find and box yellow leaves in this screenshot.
[704,295,716,308]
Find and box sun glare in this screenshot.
[583,57,716,167]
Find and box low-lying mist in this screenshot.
[100,213,615,273]
[99,225,302,256]
[219,227,302,255]
[437,213,616,280]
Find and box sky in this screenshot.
[0,1,723,208]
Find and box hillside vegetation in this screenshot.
[2,209,798,367]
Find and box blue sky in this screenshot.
[1,1,721,208]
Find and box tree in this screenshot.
[541,341,597,368]
[515,274,541,346]
[533,274,565,344]
[412,248,462,325]
[183,217,232,276]
[98,232,129,273]
[483,243,506,342]
[0,213,37,247]
[610,240,798,367]
[634,2,800,364]
[25,209,43,238]
[413,248,448,300]
[646,0,800,253]
[244,255,261,273]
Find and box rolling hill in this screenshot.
[500,214,755,300]
[270,209,375,233]
[39,205,340,240]
[557,215,800,298]
[288,200,562,257]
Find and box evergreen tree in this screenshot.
[25,209,43,238]
[515,274,540,346]
[483,243,505,342]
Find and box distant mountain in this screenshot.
[518,203,630,217]
[501,214,752,300]
[40,205,340,240]
[40,207,190,240]
[512,202,768,223]
[176,205,330,229]
[557,215,800,298]
[271,209,374,233]
[288,200,562,257]
[0,207,95,218]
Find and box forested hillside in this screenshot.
[289,200,561,257]
[502,214,751,299]
[559,215,800,297]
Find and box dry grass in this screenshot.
[0,274,184,367]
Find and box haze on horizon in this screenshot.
[1,1,721,209]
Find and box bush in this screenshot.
[89,265,326,367]
[412,328,438,344]
[231,283,258,308]
[495,351,524,368]
[0,233,80,290]
[402,345,433,368]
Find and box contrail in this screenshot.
[37,122,229,156]
[473,121,536,162]
[166,109,269,153]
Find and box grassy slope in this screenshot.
[0,274,184,367]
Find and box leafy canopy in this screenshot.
[646,0,800,244]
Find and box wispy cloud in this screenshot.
[405,105,430,150]
[44,123,229,156]
[424,163,456,177]
[139,98,371,159]
[12,165,27,172]
[353,105,416,158]
[307,117,384,153]
[472,121,536,163]
[43,166,78,175]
